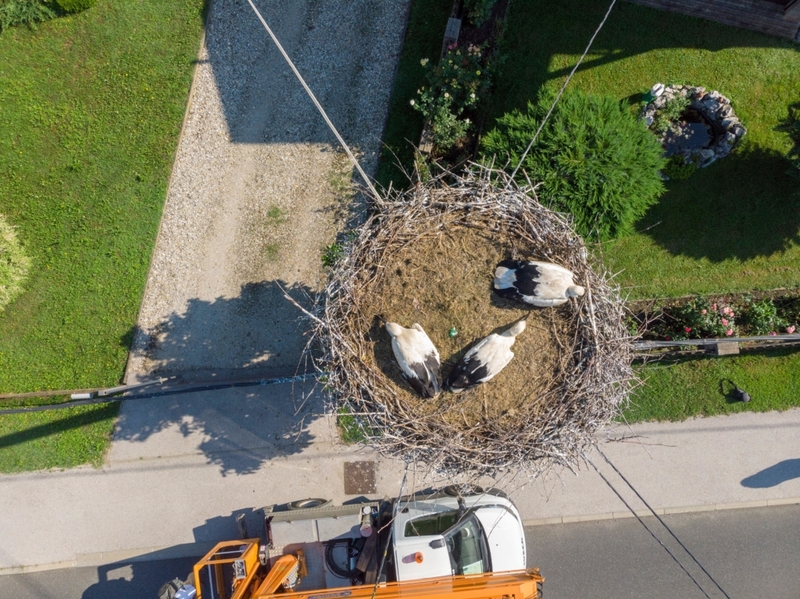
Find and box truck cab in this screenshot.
[392,489,526,581]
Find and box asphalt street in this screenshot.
[2,505,797,599]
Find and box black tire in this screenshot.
[287,498,332,510]
[443,484,485,497]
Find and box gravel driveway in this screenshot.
[126,0,411,382]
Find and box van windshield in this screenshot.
[444,515,488,575]
[404,511,489,575]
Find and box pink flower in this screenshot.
[788,326,797,334]
[701,309,707,315]
[712,303,717,311]
[684,327,692,333]
[726,329,733,336]
[769,331,777,336]
[721,318,728,326]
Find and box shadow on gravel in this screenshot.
[119,278,324,475]
[741,458,800,488]
[204,0,398,146]
[126,280,317,379]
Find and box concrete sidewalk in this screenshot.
[1,381,799,574]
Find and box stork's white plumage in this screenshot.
[446,318,527,393]
[493,259,584,307]
[385,322,442,398]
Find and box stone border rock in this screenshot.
[641,83,746,169]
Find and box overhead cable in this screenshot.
[595,446,732,599]
[584,453,713,599]
[509,0,618,184]
[245,0,380,199]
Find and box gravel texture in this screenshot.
[126,0,411,382]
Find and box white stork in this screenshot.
[385,322,442,398]
[493,259,584,307]
[446,317,527,393]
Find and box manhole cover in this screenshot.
[344,461,376,495]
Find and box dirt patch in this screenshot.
[360,223,573,428]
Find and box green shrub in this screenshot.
[663,154,697,180]
[653,95,690,133]
[780,102,800,179]
[0,0,54,31]
[463,0,497,25]
[53,0,94,14]
[481,90,666,240]
[0,214,31,311]
[412,43,489,152]
[741,298,788,335]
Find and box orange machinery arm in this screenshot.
[192,540,543,599]
[253,568,544,599]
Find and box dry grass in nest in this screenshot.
[313,166,635,477]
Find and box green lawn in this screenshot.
[0,1,204,470]
[376,0,452,191]
[625,349,800,422]
[491,0,800,299]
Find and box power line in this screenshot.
[584,453,713,599]
[245,0,380,199]
[508,0,618,184]
[595,446,733,599]
[370,465,409,599]
[0,374,315,415]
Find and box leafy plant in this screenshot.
[482,90,666,240]
[463,0,497,26]
[778,102,800,179]
[337,406,368,444]
[653,95,690,133]
[741,298,788,335]
[0,0,54,31]
[0,214,31,311]
[663,154,697,180]
[322,242,344,268]
[412,43,489,152]
[266,206,286,225]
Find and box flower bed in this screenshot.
[630,291,800,341]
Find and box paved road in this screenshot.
[528,504,800,599]
[3,505,798,599]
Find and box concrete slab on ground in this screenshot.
[1,382,799,574]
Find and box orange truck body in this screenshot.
[191,539,543,599]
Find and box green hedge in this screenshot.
[482,90,666,241]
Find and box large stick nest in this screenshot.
[313,166,634,477]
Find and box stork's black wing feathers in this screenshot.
[446,356,490,391]
[404,351,442,398]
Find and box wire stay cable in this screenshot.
[508,0,618,184]
[584,453,713,599]
[370,465,409,599]
[595,446,732,599]
[245,0,380,199]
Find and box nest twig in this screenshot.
[310,165,635,478]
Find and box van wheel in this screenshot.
[443,484,484,497]
[287,498,332,510]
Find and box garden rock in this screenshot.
[641,83,746,171]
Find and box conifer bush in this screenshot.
[0,0,54,31]
[482,90,666,241]
[54,0,94,14]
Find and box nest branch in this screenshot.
[312,165,635,478]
